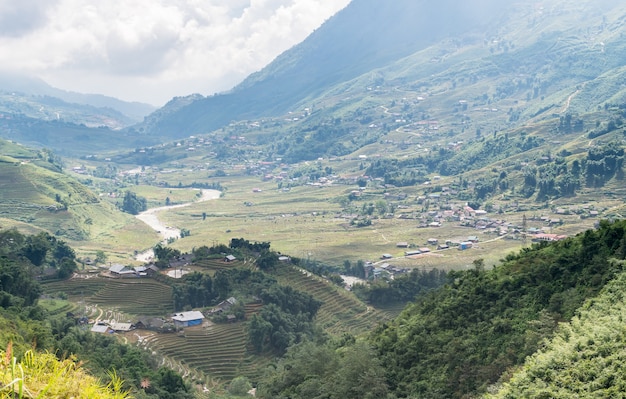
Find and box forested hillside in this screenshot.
[256,220,626,398]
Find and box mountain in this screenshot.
[133,0,510,137]
[0,72,161,156]
[136,0,626,144]
[0,71,155,123]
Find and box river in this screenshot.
[134,189,221,262]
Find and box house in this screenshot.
[532,234,567,242]
[224,255,237,262]
[110,322,133,332]
[172,311,205,328]
[210,297,238,314]
[91,324,112,334]
[427,238,439,245]
[380,254,393,260]
[459,242,473,250]
[419,247,431,253]
[109,264,135,276]
[396,242,409,248]
[135,317,165,330]
[405,250,422,256]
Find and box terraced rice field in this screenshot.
[144,323,253,380]
[272,265,397,335]
[41,278,107,299]
[193,258,255,271]
[42,277,173,316]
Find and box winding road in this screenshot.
[134,189,221,261]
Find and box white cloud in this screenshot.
[0,0,350,105]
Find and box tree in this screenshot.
[95,250,107,265]
[121,191,147,215]
[229,376,252,396]
[57,257,78,279]
[22,232,52,267]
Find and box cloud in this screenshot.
[0,0,58,37]
[0,0,350,105]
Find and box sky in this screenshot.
[0,0,351,106]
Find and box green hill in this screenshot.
[487,260,626,398]
[253,220,626,399]
[0,139,155,251]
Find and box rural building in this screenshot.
[459,242,473,250]
[109,264,135,276]
[172,311,205,328]
[210,297,238,314]
[532,234,567,242]
[224,255,237,262]
[405,250,421,256]
[427,238,438,245]
[396,242,409,248]
[91,324,112,334]
[135,317,165,330]
[110,322,133,332]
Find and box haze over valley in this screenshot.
[2,1,626,398]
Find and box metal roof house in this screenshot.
[91,324,112,334]
[172,311,205,328]
[109,264,135,276]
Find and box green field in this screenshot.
[42,277,173,316]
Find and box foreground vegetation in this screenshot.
[0,229,194,398]
[254,219,626,398]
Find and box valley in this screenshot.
[2,0,626,398]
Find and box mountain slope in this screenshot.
[0,72,155,122]
[136,0,509,137]
[488,259,626,398]
[0,139,148,242]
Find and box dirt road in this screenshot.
[135,189,220,261]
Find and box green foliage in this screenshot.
[56,329,193,399]
[152,243,181,267]
[172,272,218,310]
[120,191,147,215]
[228,376,252,396]
[369,220,626,398]
[352,268,448,305]
[584,141,624,188]
[488,262,626,398]
[0,345,130,399]
[257,340,391,399]
[249,285,321,354]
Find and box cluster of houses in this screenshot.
[90,297,240,335]
[108,264,160,277]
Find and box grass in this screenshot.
[38,299,78,316]
[0,344,130,399]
